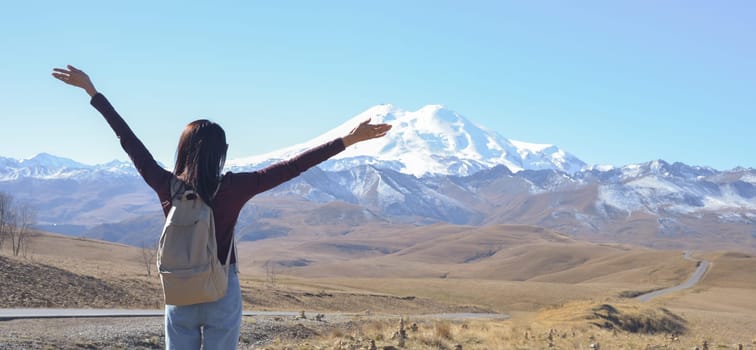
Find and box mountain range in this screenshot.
[1,104,754,252]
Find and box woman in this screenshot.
[52,65,391,349]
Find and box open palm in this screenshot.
[343,118,392,147]
[52,65,97,97]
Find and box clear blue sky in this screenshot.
[1,1,754,170]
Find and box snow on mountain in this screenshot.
[20,153,85,169]
[252,164,481,225]
[226,104,586,177]
[0,154,136,181]
[95,160,141,176]
[594,160,756,215]
[742,173,756,183]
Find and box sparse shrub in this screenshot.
[435,321,454,341]
[419,335,449,349]
[590,304,687,335]
[618,288,662,298]
[140,240,157,277]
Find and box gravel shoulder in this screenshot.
[0,315,350,350]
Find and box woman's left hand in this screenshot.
[342,118,392,147]
[52,65,98,97]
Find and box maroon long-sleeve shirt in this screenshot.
[90,93,346,265]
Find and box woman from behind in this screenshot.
[52,65,391,349]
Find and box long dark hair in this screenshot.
[173,119,227,205]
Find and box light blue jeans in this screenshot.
[165,265,242,350]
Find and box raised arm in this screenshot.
[51,65,171,194]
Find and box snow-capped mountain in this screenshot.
[3,104,583,181]
[589,160,756,214]
[226,104,586,177]
[0,154,136,181]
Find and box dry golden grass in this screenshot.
[7,228,756,348]
[260,318,519,350]
[284,277,622,312]
[237,224,694,291]
[259,299,755,349]
[259,315,756,350]
[9,228,706,314]
[236,276,487,314]
[536,300,687,334]
[0,248,164,309]
[6,231,484,314]
[21,230,149,279]
[698,251,756,289]
[656,251,756,316]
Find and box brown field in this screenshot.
[2,226,755,349]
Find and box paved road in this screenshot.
[0,309,298,321]
[0,308,508,322]
[635,251,710,302]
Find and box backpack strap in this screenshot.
[224,233,236,267]
[233,237,238,270]
[169,177,185,200]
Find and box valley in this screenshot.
[1,226,755,348]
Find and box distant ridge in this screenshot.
[0,105,754,252]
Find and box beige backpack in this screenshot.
[157,177,234,306]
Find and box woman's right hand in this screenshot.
[342,118,392,147]
[52,65,98,97]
